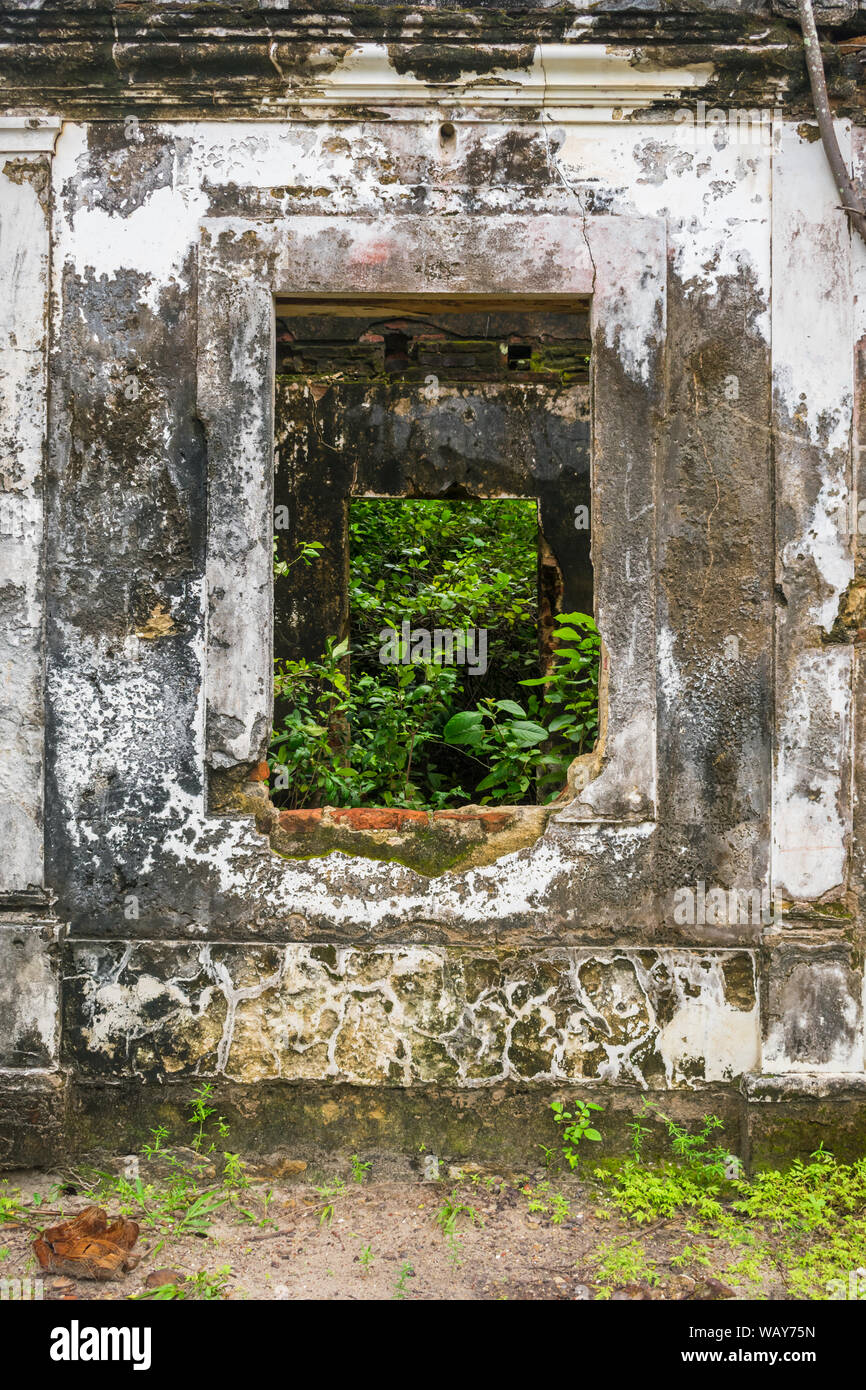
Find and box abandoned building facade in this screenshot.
[2,0,866,1170]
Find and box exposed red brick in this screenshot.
[329,808,428,830]
[277,809,323,831]
[249,761,271,782]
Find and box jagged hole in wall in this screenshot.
[271,296,596,817]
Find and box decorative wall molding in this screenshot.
[263,43,713,118]
[0,116,62,155]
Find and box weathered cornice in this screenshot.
[0,3,864,118]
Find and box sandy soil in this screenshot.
[0,1165,765,1302]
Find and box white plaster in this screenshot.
[0,117,62,155]
[0,150,50,894]
[54,128,209,312]
[773,647,851,899]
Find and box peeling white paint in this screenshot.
[773,648,851,899]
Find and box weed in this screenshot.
[731,1147,866,1233]
[594,1102,732,1225]
[446,1234,465,1267]
[0,1185,27,1225]
[221,1152,249,1191]
[133,1266,233,1301]
[550,1099,603,1170]
[628,1111,652,1164]
[188,1083,229,1156]
[584,1099,866,1300]
[593,1238,659,1299]
[350,1155,371,1185]
[434,1184,484,1238]
[596,1160,725,1225]
[521,1182,571,1226]
[669,1242,714,1271]
[236,1189,277,1229]
[392,1260,414,1299]
[314,1179,347,1226]
[141,1125,169,1159]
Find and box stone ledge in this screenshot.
[743,1071,866,1100]
[743,1073,866,1167]
[210,761,554,875]
[0,115,61,155]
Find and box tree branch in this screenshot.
[796,0,866,243]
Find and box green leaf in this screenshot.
[475,770,505,791]
[547,714,574,733]
[494,699,527,717]
[443,711,484,744]
[508,720,548,747]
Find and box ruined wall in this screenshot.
[2,1,866,1169]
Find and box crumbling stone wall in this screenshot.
[2,0,866,1170]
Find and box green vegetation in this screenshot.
[392,1260,415,1299]
[549,1098,603,1170]
[350,1154,371,1184]
[54,1085,268,1242]
[133,1266,233,1302]
[543,1098,866,1300]
[3,1093,866,1301]
[520,1181,572,1225]
[594,1238,661,1297]
[594,1105,733,1226]
[434,1183,484,1239]
[270,499,599,809]
[314,1178,348,1226]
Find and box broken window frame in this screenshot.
[197,213,661,839]
[271,299,594,812]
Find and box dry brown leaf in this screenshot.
[33,1205,140,1281]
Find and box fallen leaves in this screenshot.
[34,1206,140,1281]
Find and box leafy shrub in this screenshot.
[270,500,600,809]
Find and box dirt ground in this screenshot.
[0,1164,780,1302]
